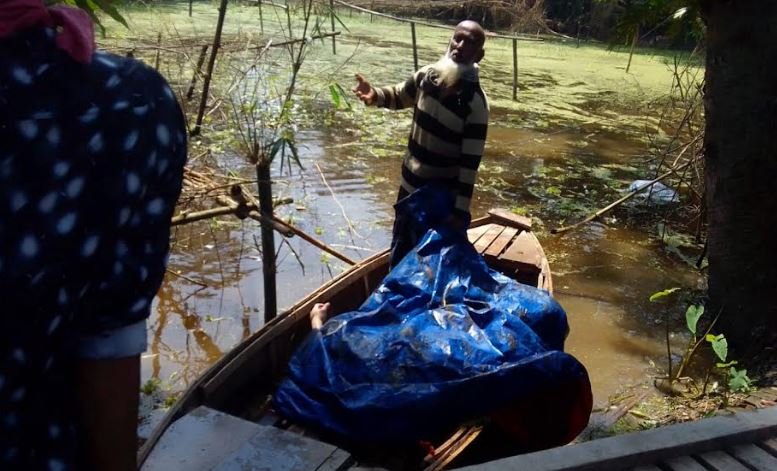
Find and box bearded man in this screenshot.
[353,20,489,266]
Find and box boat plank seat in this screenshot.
[463,407,777,471]
[142,406,351,471]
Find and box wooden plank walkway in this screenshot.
[463,406,777,471]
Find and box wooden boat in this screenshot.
[140,208,553,471]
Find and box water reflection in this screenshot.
[146,119,701,408]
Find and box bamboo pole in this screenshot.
[270,215,357,266]
[257,163,277,323]
[626,27,638,73]
[330,0,337,54]
[411,22,419,71]
[170,197,294,226]
[186,45,209,101]
[512,37,518,100]
[154,32,162,70]
[258,0,264,34]
[259,32,340,49]
[192,0,229,136]
[171,205,250,226]
[285,0,293,37]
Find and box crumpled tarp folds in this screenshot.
[274,188,592,449]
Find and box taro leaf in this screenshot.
[649,287,680,302]
[707,334,728,362]
[685,304,704,335]
[728,368,752,393]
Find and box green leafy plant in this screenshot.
[650,289,753,402]
[47,0,128,32]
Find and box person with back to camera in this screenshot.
[0,1,187,469]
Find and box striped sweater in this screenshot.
[371,66,489,216]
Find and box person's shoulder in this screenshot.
[90,51,176,101]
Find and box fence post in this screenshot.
[154,32,162,70]
[258,0,264,34]
[512,37,518,100]
[192,0,229,136]
[186,45,209,101]
[330,0,337,54]
[411,22,419,71]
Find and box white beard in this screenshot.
[427,51,476,89]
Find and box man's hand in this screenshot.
[352,74,376,105]
[310,302,331,330]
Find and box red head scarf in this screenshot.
[0,0,95,64]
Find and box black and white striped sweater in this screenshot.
[371,66,489,217]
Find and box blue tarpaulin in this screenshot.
[274,188,591,448]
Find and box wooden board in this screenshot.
[697,450,750,471]
[488,208,532,231]
[499,231,543,271]
[485,226,519,259]
[467,224,491,245]
[473,224,505,254]
[463,407,777,471]
[143,406,351,471]
[729,443,777,470]
[663,455,706,471]
[762,437,777,454]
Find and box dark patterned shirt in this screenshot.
[0,27,186,469]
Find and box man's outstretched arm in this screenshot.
[353,73,419,110]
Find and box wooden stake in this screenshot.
[285,0,293,37]
[256,162,277,323]
[512,37,518,100]
[258,0,264,34]
[189,0,193,17]
[411,22,419,71]
[154,32,162,70]
[186,45,209,101]
[330,0,337,54]
[626,27,638,73]
[192,0,229,136]
[270,215,357,266]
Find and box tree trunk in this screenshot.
[256,162,277,324]
[701,0,777,351]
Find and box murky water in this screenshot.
[123,2,704,409]
[146,124,700,407]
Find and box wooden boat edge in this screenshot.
[139,211,551,467]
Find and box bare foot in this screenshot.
[310,302,331,330]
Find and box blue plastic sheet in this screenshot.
[274,188,591,446]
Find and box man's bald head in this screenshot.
[448,20,486,65]
[456,20,486,48]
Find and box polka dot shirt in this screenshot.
[0,27,187,469]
